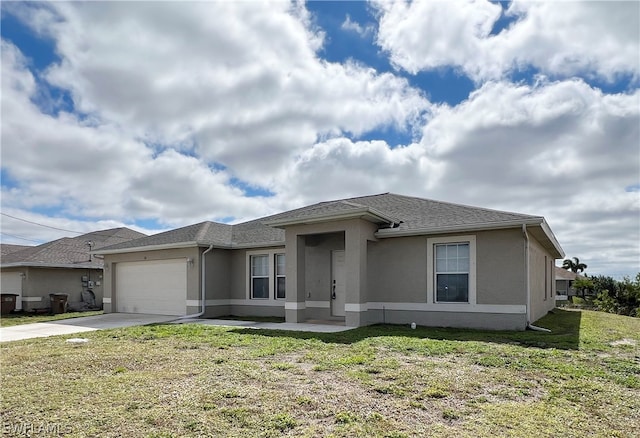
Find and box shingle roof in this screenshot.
[555,266,583,280]
[98,221,233,251]
[0,227,146,268]
[0,244,32,257]
[272,193,538,232]
[96,193,552,254]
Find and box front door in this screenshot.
[331,250,346,317]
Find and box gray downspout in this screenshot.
[522,224,551,333]
[177,244,214,320]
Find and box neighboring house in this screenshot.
[555,267,582,300]
[0,228,146,311]
[95,193,564,330]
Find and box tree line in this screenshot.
[562,257,639,317]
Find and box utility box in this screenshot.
[49,293,69,315]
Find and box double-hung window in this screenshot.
[275,254,286,299]
[251,255,269,299]
[434,242,470,303]
[249,252,285,300]
[428,235,476,305]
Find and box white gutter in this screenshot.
[177,244,214,320]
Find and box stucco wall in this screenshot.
[304,232,344,302]
[9,267,103,311]
[367,229,526,306]
[103,246,201,313]
[206,248,230,300]
[528,235,556,322]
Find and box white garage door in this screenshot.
[115,259,187,316]
[0,272,23,311]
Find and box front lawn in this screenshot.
[0,310,104,327]
[1,309,638,437]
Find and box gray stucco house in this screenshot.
[95,193,564,330]
[0,228,145,311]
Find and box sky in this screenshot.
[0,0,638,279]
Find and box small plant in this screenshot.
[335,411,358,424]
[272,362,295,370]
[296,396,313,406]
[442,409,460,420]
[271,413,297,431]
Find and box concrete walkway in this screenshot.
[1,314,351,342]
[0,313,176,342]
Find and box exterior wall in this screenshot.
[304,233,344,320]
[366,228,528,330]
[103,247,201,314]
[205,246,286,318]
[2,267,103,311]
[202,248,231,318]
[0,268,24,310]
[283,219,378,326]
[367,309,526,331]
[528,235,556,322]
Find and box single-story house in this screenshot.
[0,228,145,311]
[95,193,564,330]
[555,267,582,300]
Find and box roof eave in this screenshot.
[230,241,285,249]
[375,218,544,238]
[538,219,565,259]
[93,241,202,255]
[1,262,102,269]
[265,207,396,228]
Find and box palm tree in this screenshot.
[562,257,587,273]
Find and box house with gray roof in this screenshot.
[1,228,146,311]
[95,193,564,330]
[555,266,583,301]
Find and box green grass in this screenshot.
[1,309,639,437]
[0,310,104,327]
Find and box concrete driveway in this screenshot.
[0,313,177,342]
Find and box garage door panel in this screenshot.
[116,259,186,316]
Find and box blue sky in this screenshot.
[1,0,639,278]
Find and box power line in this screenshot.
[0,212,83,234]
[0,232,41,243]
[0,212,146,242]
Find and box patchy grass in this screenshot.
[1,309,639,437]
[0,310,103,327]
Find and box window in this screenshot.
[275,254,286,299]
[427,235,475,305]
[248,251,285,300]
[251,255,269,299]
[435,243,470,302]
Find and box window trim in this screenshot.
[427,235,476,305]
[246,249,285,300]
[275,253,286,300]
[250,254,270,300]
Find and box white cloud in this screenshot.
[276,79,640,277]
[10,1,428,186]
[374,0,640,82]
[1,2,638,278]
[341,14,374,38]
